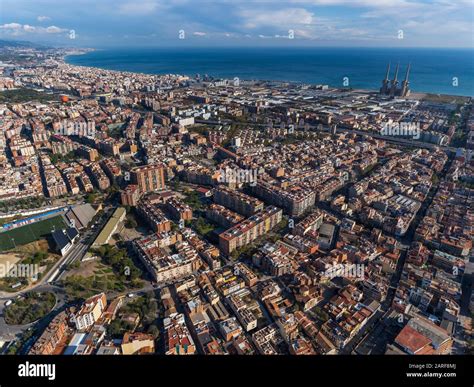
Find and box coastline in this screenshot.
[62,49,474,99]
[62,47,98,62]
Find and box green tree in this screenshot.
[147,324,160,339]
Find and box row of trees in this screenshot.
[0,196,46,212]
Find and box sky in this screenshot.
[0,0,473,48]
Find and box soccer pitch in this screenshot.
[0,215,67,251]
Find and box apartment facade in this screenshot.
[219,206,283,255]
[131,163,166,193]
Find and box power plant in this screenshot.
[380,62,411,97]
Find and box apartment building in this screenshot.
[219,206,283,256]
[121,332,155,355]
[294,210,324,236]
[72,293,107,331]
[121,184,141,206]
[86,162,110,191]
[137,198,172,233]
[214,185,264,217]
[134,237,200,283]
[251,181,315,217]
[206,203,245,229]
[100,158,122,183]
[131,163,166,193]
[164,198,193,221]
[227,289,258,332]
[29,310,69,355]
[163,313,196,355]
[76,145,99,162]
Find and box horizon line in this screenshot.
[65,45,474,50]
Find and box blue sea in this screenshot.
[66,47,474,96]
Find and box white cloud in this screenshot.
[37,16,51,22]
[23,24,36,32]
[239,8,314,29]
[193,31,206,36]
[271,0,418,7]
[0,23,23,30]
[45,25,67,34]
[0,22,68,35]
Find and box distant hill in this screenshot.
[0,39,49,49]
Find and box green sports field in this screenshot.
[0,215,67,251]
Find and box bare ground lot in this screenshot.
[0,240,61,292]
[63,259,103,279]
[0,253,22,278]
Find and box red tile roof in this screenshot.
[395,325,432,354]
